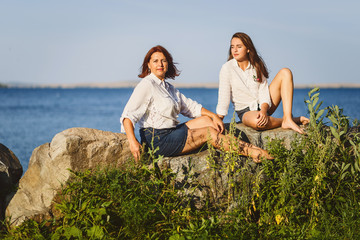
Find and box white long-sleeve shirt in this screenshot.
[120,73,202,132]
[216,59,271,116]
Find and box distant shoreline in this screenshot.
[3,82,360,89]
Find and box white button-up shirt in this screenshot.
[216,59,271,116]
[120,73,202,132]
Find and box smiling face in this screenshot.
[230,37,249,62]
[148,52,168,80]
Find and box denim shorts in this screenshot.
[236,107,251,123]
[139,123,188,157]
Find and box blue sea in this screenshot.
[1,87,360,171]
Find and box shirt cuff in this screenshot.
[216,107,228,116]
[194,104,203,118]
[120,115,136,133]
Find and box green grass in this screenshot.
[1,88,360,239]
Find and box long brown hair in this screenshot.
[228,32,269,81]
[138,45,180,80]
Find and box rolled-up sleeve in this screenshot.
[179,92,202,118]
[258,76,272,108]
[120,80,152,132]
[216,65,231,116]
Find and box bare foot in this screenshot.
[293,116,310,126]
[282,118,305,134]
[248,148,274,163]
[300,116,310,125]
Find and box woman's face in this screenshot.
[148,52,168,80]
[230,37,249,62]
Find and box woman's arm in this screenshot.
[123,118,142,162]
[201,107,224,133]
[216,64,232,117]
[256,76,272,127]
[258,77,272,110]
[120,79,152,133]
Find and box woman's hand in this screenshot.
[129,139,142,163]
[256,110,269,128]
[212,114,225,133]
[123,118,142,163]
[200,108,225,133]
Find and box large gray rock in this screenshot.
[6,125,300,226]
[0,143,23,221]
[6,128,132,226]
[235,123,301,149]
[156,150,260,210]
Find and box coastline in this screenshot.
[3,81,360,89]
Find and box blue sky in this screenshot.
[1,0,359,85]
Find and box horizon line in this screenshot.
[2,81,360,89]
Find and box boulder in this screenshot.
[6,125,299,226]
[5,128,132,226]
[156,150,260,210]
[0,143,23,221]
[234,123,301,149]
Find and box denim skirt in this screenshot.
[236,105,263,123]
[236,107,251,123]
[139,123,188,157]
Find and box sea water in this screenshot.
[1,87,359,170]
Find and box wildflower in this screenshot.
[275,214,284,225]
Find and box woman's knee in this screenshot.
[242,112,258,127]
[198,116,214,127]
[186,115,213,129]
[279,68,292,79]
[242,113,270,130]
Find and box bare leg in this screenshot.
[182,117,273,163]
[268,68,309,134]
[242,111,282,130]
[185,115,218,129]
[242,111,309,131]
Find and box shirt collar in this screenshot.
[231,58,252,70]
[149,73,166,86]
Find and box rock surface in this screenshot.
[6,125,299,226]
[234,123,301,149]
[0,143,23,221]
[5,128,132,226]
[156,150,260,210]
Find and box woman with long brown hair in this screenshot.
[216,32,309,134]
[121,45,272,163]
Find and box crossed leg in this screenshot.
[181,116,273,163]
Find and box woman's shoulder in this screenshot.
[131,76,156,95]
[221,59,237,70]
[220,59,237,75]
[136,75,156,88]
